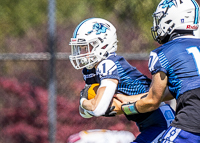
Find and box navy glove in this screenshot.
[103,106,117,117]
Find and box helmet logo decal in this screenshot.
[186,25,198,30]
[87,23,109,35]
[159,0,177,8]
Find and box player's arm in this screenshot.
[115,85,173,103]
[111,98,124,115]
[79,95,123,118]
[81,78,118,117]
[117,72,173,115]
[135,71,168,113]
[114,92,148,104]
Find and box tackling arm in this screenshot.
[115,84,173,104]
[135,71,168,113]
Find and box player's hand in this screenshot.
[114,94,129,104]
[103,106,117,117]
[80,84,91,100]
[80,84,91,107]
[114,94,142,104]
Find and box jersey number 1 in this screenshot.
[187,46,200,75]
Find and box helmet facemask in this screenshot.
[69,38,101,70]
[151,7,172,44]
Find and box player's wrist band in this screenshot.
[121,101,140,115]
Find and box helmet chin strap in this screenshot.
[168,32,180,41]
[85,52,109,70]
[159,34,170,44]
[85,59,98,70]
[86,65,95,70]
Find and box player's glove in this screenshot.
[79,84,91,108]
[80,84,91,99]
[103,106,117,117]
[121,101,139,115]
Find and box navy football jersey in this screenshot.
[95,53,151,95]
[82,53,152,122]
[148,37,200,99]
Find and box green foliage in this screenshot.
[56,0,161,51]
[4,0,198,52]
[0,0,47,37]
[0,0,159,33]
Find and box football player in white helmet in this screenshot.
[69,18,117,70]
[69,18,175,143]
[116,0,200,142]
[151,0,199,44]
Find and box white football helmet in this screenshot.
[151,0,200,44]
[69,18,118,70]
[194,25,200,38]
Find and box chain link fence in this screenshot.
[0,0,186,142]
[0,52,150,143]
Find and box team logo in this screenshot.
[186,25,198,30]
[159,0,177,8]
[87,23,109,35]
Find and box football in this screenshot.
[87,83,99,100]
